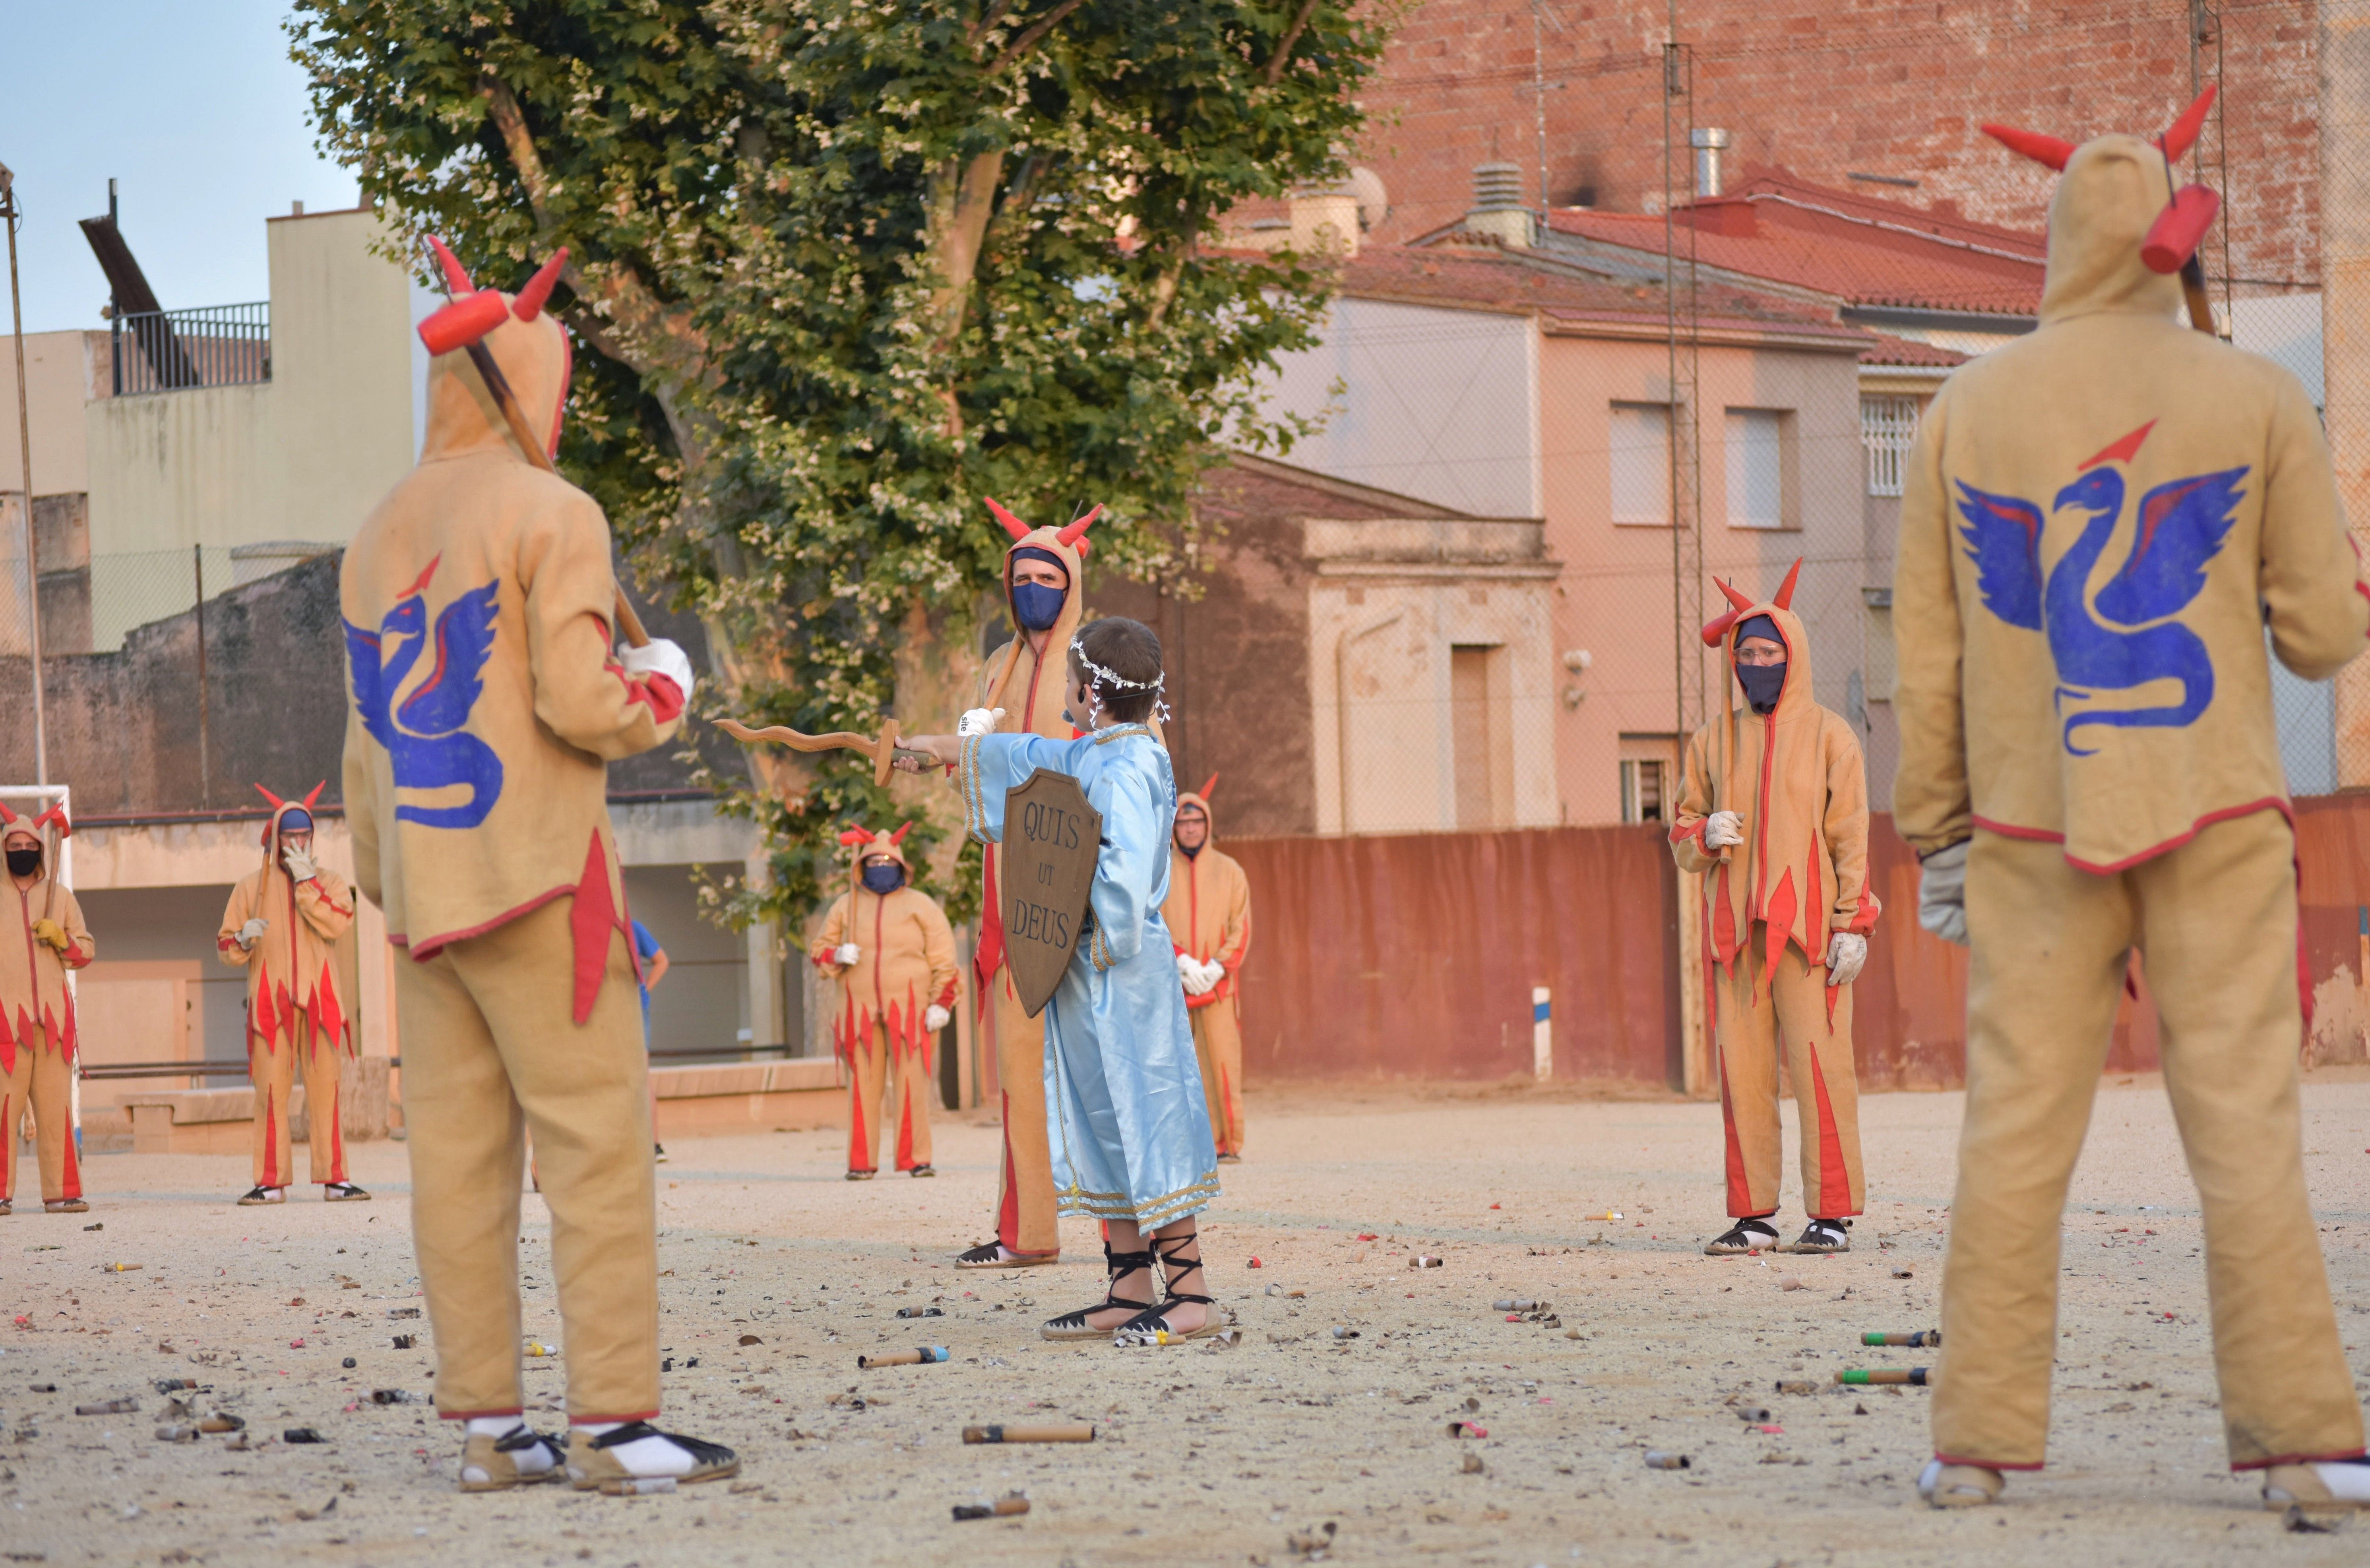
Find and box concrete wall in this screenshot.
[84,207,417,566]
[0,329,108,499]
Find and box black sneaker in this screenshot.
[1703,1218,1781,1255]
[1788,1219,1851,1254]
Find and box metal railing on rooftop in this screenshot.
[112,301,270,395]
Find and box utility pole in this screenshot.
[2325,3,2370,785]
[0,161,46,786]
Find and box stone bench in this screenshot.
[649,1057,847,1137]
[113,1057,393,1156]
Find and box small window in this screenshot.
[1610,402,1672,526]
[1725,408,1786,529]
[1620,759,1668,825]
[1862,394,1923,498]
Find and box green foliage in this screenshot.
[290,0,1384,933]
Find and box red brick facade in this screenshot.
[1357,0,2318,294]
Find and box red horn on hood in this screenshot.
[889,821,912,846]
[1981,123,2075,171]
[1056,504,1104,555]
[0,801,19,826]
[1715,577,1755,613]
[301,782,326,812]
[984,498,1032,542]
[253,783,288,810]
[2158,84,2217,163]
[1772,557,1802,611]
[2141,184,2221,274]
[513,248,569,321]
[426,235,476,295]
[32,804,69,839]
[1198,773,1219,801]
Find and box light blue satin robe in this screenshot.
[962,723,1220,1226]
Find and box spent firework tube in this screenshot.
[952,1493,1031,1521]
[962,1423,1095,1444]
[1491,1299,1549,1313]
[1643,1451,1691,1470]
[1837,1367,1934,1386]
[1860,1330,1941,1347]
[858,1346,951,1369]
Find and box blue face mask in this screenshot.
[1736,661,1788,715]
[861,862,905,894]
[1012,582,1066,633]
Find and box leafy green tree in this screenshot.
[291,0,1384,927]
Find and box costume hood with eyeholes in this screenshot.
[1887,92,2370,872]
[1672,561,1878,1014]
[419,238,573,464]
[0,798,68,895]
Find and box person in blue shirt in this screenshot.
[631,919,670,1163]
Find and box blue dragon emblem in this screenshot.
[1953,420,2247,757]
[344,554,505,828]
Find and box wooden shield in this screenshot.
[1001,769,1103,1017]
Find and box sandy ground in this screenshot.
[2,1074,2367,1568]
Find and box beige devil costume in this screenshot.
[342,243,688,1431]
[1670,567,1878,1229]
[965,499,1101,1262]
[811,824,958,1175]
[217,786,358,1194]
[0,803,91,1210]
[1159,776,1252,1159]
[1894,94,2369,1489]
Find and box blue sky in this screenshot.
[0,3,358,333]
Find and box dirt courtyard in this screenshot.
[2,1074,2366,1567]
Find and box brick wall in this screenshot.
[1358,0,2318,294]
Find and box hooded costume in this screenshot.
[969,499,1099,1258]
[1159,776,1252,1158]
[217,787,357,1191]
[811,824,958,1174]
[0,803,90,1209]
[341,242,686,1429]
[1894,101,2368,1478]
[960,712,1219,1227]
[1670,565,1878,1222]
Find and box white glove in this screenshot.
[956,707,1006,738]
[1198,958,1227,990]
[833,942,861,966]
[236,917,268,950]
[281,846,318,883]
[1823,931,1868,987]
[1702,810,1744,850]
[924,1004,951,1032]
[1180,955,1217,997]
[1918,841,1969,947]
[620,636,696,706]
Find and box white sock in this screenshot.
[573,1420,696,1478]
[2309,1459,2370,1501]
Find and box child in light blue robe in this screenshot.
[903,616,1222,1342]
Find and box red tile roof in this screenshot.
[1332,240,1870,348]
[1543,168,2046,317]
[1858,331,1970,368]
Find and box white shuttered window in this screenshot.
[1609,402,1672,526]
[1725,408,1785,530]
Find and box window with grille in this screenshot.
[1620,759,1668,824]
[1862,394,1923,498]
[1609,401,1672,526]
